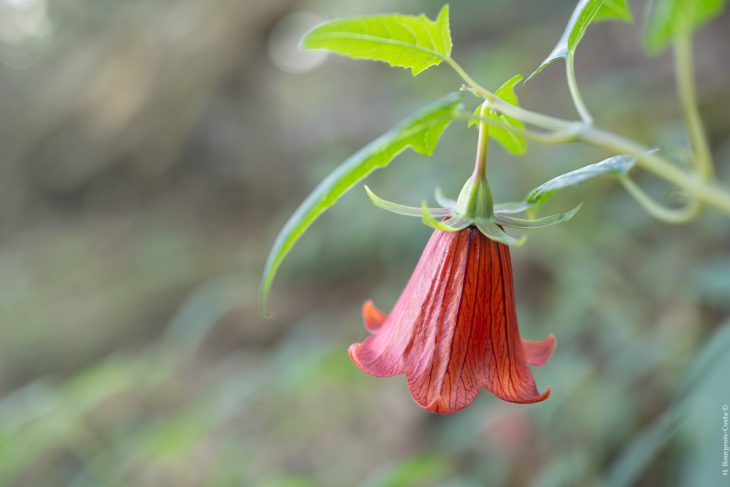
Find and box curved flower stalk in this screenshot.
[349,226,556,413]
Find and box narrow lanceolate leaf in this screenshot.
[260,94,461,314]
[527,0,633,80]
[468,75,527,155]
[300,5,452,76]
[526,154,635,205]
[645,0,726,53]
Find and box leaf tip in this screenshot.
[566,202,583,220]
[363,184,376,201]
[525,54,563,84]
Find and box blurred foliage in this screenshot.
[0,0,728,486]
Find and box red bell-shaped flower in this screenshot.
[349,227,555,414]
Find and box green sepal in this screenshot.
[421,202,464,232]
[365,185,450,217]
[443,217,471,230]
[434,187,456,208]
[495,203,583,229]
[475,221,526,247]
[494,201,533,214]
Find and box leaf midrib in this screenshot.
[309,31,448,60]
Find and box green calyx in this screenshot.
[454,173,495,221]
[363,183,580,247]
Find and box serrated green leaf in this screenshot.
[526,154,635,205]
[300,5,452,76]
[468,75,527,155]
[645,0,726,53]
[528,0,633,80]
[259,94,461,314]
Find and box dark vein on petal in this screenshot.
[488,239,502,393]
[452,229,478,409]
[498,242,518,398]
[424,231,461,402]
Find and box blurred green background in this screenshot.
[0,0,729,486]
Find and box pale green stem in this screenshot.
[566,55,593,125]
[577,125,730,214]
[674,35,713,180]
[456,112,581,144]
[474,101,490,179]
[620,177,700,223]
[446,58,567,130]
[445,57,730,216]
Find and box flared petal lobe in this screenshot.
[361,300,387,332]
[349,227,554,413]
[522,335,556,367]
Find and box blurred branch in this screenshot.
[447,57,730,217]
[673,35,714,180]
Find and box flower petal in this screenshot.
[350,228,553,412]
[348,230,453,379]
[522,334,556,367]
[481,243,550,404]
[362,299,387,332]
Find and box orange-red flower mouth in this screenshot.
[349,227,555,414]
